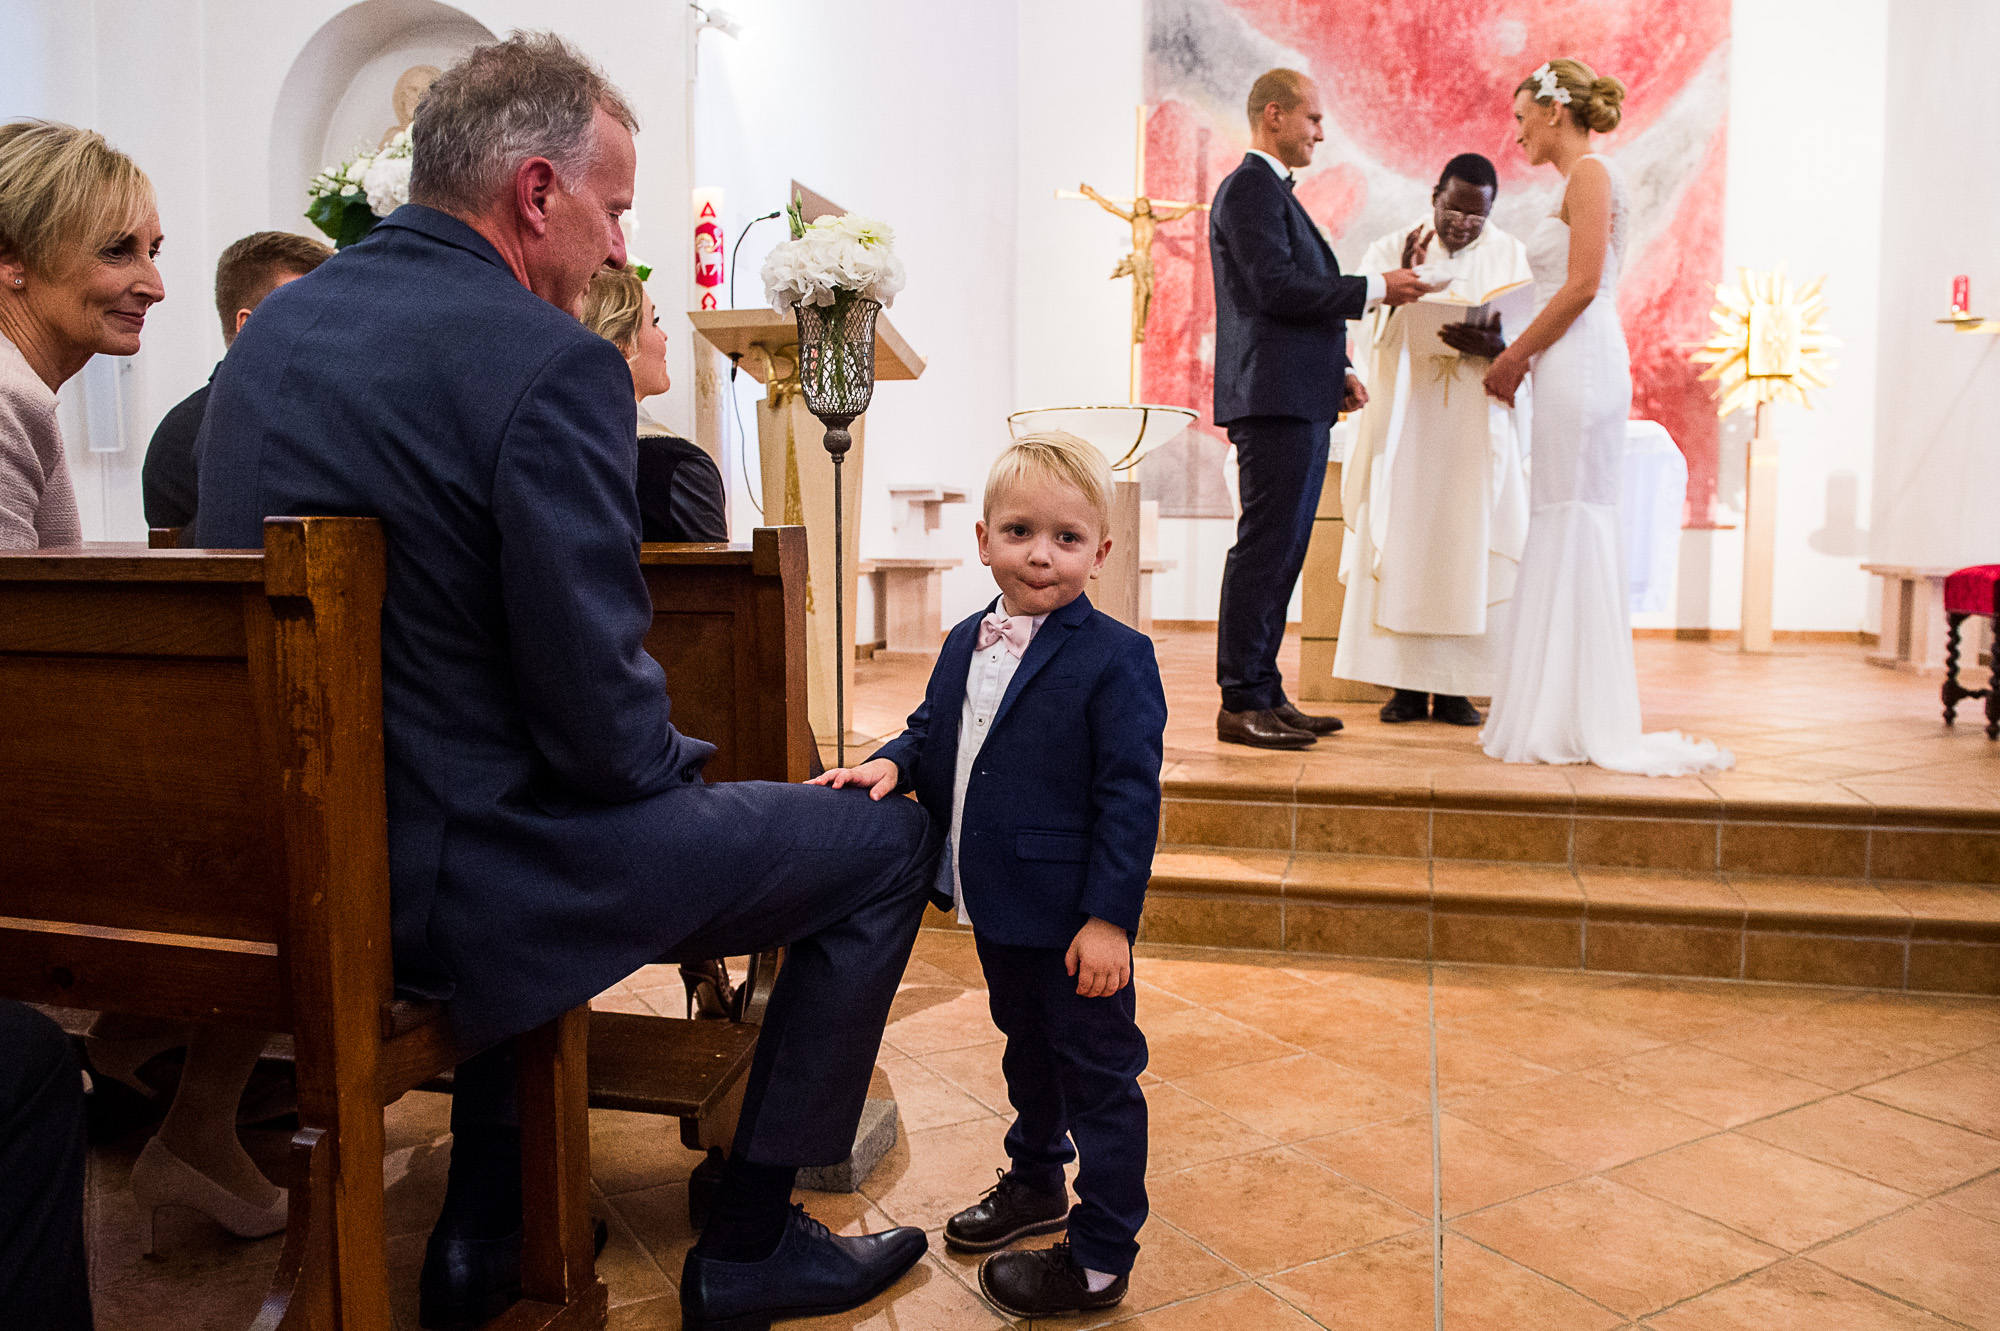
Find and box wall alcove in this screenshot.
[267,0,494,228]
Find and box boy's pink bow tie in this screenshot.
[976,612,1034,658]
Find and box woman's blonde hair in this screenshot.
[985,431,1111,535]
[580,265,646,353]
[0,120,155,279]
[1517,58,1626,134]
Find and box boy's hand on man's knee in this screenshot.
[1066,917,1132,997]
[807,756,900,800]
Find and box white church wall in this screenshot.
[691,0,1021,628]
[1690,0,1890,635]
[1870,0,2000,576]
[1637,0,1892,636]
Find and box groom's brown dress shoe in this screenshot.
[1273,700,1343,735]
[1218,708,1316,750]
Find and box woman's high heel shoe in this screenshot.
[679,958,740,1020]
[130,1136,288,1255]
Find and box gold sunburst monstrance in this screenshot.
[1686,266,1840,656]
[1690,266,1839,418]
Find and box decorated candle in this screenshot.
[1952,275,1970,316]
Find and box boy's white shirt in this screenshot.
[941,597,1047,924]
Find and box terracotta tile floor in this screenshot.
[840,630,2000,803]
[89,933,2000,1329]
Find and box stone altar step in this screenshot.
[1124,849,2000,996]
[1156,764,2000,883]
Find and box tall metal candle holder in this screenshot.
[793,292,882,766]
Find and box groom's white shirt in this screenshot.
[1245,149,1385,307]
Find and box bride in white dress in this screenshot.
[1477,59,1732,776]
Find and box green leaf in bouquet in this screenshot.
[306,196,382,250]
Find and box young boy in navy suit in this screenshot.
[812,431,1166,1318]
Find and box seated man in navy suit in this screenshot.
[189,33,938,1331]
[814,432,1167,1321]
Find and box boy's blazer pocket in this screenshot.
[1015,830,1092,863]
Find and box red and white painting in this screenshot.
[1140,0,1731,524]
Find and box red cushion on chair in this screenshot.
[1946,565,2000,616]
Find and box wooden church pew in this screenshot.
[2,520,811,1328]
[152,524,812,1161]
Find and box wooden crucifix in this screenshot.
[1057,105,1210,401]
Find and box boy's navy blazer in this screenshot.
[872,593,1167,950]
[1208,152,1370,426]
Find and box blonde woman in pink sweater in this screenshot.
[0,120,290,1250]
[0,120,162,548]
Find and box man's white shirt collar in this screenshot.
[1248,149,1292,182]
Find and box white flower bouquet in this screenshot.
[306,128,413,248]
[760,198,906,317]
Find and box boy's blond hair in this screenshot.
[984,431,1112,535]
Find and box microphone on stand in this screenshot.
[725,209,785,518]
[727,210,785,378]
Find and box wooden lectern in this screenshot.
[689,309,926,744]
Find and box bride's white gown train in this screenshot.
[1480,155,1732,776]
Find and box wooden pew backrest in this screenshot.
[0,520,389,1035]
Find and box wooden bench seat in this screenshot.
[3,519,814,1329]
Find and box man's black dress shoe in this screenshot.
[978,1240,1128,1319]
[944,1169,1069,1252]
[1217,707,1315,750]
[419,1218,608,1330]
[1379,690,1429,724]
[1273,699,1344,735]
[680,1204,926,1330]
[1432,694,1484,727]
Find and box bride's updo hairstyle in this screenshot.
[1517,58,1626,133]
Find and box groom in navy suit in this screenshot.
[1209,68,1428,749]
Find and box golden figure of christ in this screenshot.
[1077,184,1204,346]
[1055,106,1209,396]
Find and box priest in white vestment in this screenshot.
[1334,154,1533,726]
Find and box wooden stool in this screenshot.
[1943,564,2000,739]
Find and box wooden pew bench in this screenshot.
[1,520,811,1328]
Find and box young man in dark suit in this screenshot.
[815,432,1167,1320]
[1208,68,1430,749]
[190,35,937,1331]
[141,231,330,528]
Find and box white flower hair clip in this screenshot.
[1533,63,1572,106]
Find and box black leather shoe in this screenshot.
[1432,694,1484,727]
[1379,690,1429,724]
[944,1169,1069,1252]
[1217,707,1316,750]
[978,1240,1127,1319]
[419,1218,608,1330]
[1273,699,1344,735]
[680,1203,927,1330]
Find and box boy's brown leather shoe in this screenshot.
[978,1241,1127,1319]
[944,1170,1069,1252]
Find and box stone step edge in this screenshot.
[1148,849,2000,944]
[1160,781,2000,831]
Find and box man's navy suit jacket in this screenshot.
[871,594,1166,948]
[188,205,717,1050]
[1209,153,1370,426]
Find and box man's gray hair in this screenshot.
[409,31,638,216]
